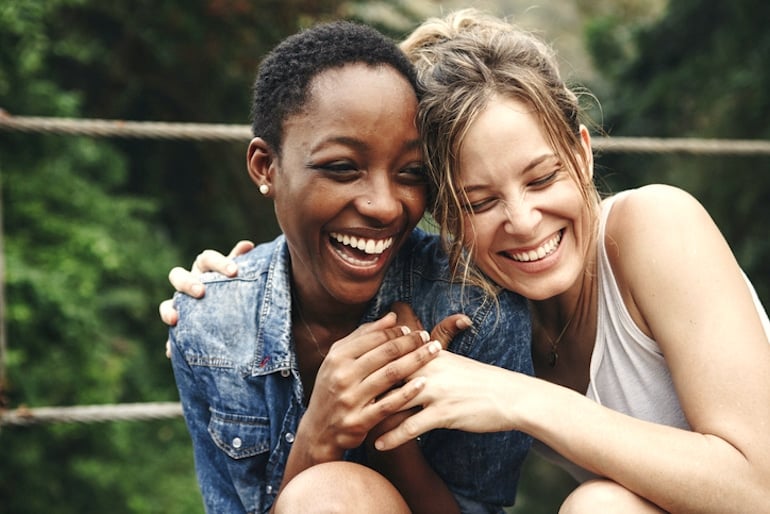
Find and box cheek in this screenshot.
[463,213,496,249]
[403,187,428,220]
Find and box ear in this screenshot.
[577,124,594,181]
[247,137,277,195]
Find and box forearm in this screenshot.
[279,417,344,492]
[516,376,770,513]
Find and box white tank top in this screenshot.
[533,191,770,482]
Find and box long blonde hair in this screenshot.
[401,9,600,297]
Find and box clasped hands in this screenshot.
[158,241,473,455]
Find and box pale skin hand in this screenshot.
[378,186,770,513]
[159,240,254,356]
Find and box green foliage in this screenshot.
[29,0,356,258]
[3,134,173,404]
[595,0,770,140]
[0,1,199,512]
[589,0,770,306]
[506,453,577,513]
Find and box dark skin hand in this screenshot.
[160,245,474,513]
[364,301,472,514]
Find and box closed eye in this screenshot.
[312,161,362,181]
[529,170,559,188]
[317,161,357,173]
[463,197,499,214]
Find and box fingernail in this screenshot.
[375,440,385,451]
[456,315,473,329]
[225,263,237,275]
[427,340,441,354]
[401,325,411,335]
[419,330,430,342]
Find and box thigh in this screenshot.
[559,479,666,514]
[273,461,410,514]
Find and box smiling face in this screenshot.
[254,63,426,309]
[457,95,593,301]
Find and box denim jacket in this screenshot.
[170,228,533,514]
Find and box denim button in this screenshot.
[266,485,273,495]
[284,432,295,444]
[280,369,290,378]
[232,437,242,449]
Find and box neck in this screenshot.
[530,249,598,379]
[290,287,367,350]
[531,242,597,324]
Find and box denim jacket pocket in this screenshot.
[208,409,271,459]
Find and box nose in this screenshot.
[501,196,541,237]
[357,175,402,225]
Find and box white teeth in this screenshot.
[510,231,562,262]
[330,232,394,255]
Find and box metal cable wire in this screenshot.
[1,111,769,428]
[0,402,183,426]
[2,113,770,154]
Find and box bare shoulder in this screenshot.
[603,184,725,297]
[603,185,737,340]
[604,184,711,249]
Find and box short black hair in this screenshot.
[251,20,420,153]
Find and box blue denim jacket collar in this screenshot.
[251,232,418,375]
[251,237,293,377]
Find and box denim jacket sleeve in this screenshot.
[170,337,251,514]
[169,239,298,514]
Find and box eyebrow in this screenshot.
[462,153,557,193]
[312,136,421,154]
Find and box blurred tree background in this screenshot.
[0,0,767,512]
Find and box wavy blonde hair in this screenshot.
[401,9,600,297]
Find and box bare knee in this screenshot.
[273,461,410,514]
[559,479,666,514]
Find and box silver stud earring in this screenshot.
[259,184,269,195]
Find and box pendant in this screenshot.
[548,350,558,367]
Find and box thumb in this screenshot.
[430,314,472,349]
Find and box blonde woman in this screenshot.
[372,10,770,513]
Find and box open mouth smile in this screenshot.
[506,230,563,262]
[330,232,394,266]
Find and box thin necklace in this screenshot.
[544,307,578,368]
[292,295,327,358]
